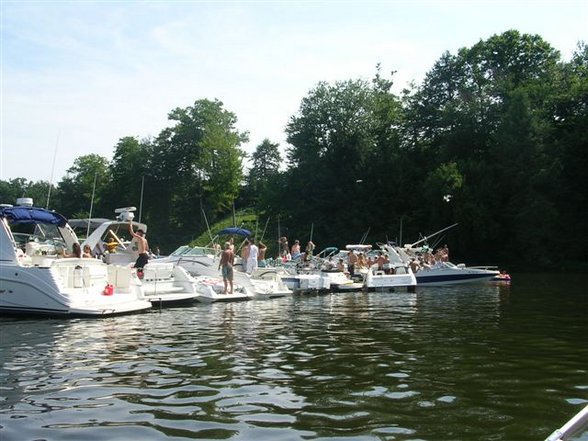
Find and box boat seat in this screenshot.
[83,264,108,287]
[143,263,174,281]
[108,265,132,291]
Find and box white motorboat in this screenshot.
[395,246,499,286]
[80,207,199,305]
[0,200,152,317]
[346,244,417,291]
[192,276,253,302]
[393,224,500,286]
[247,267,293,298]
[545,404,588,441]
[162,243,293,298]
[413,261,499,286]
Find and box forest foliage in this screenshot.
[2,31,586,271]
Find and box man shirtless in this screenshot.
[218,242,235,294]
[129,220,149,273]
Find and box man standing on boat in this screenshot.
[129,220,149,277]
[218,242,235,294]
[246,238,259,274]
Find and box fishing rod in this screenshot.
[259,217,270,243]
[46,132,60,209]
[138,175,145,223]
[201,208,215,245]
[86,172,98,238]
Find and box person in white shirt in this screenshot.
[246,239,259,274]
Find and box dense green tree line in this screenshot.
[2,31,586,270]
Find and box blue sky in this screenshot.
[1,0,587,183]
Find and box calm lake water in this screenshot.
[1,274,586,441]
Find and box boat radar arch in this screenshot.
[114,206,137,222]
[16,197,34,207]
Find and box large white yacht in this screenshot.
[0,199,152,317]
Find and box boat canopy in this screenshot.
[0,206,68,227]
[69,218,110,230]
[218,227,251,237]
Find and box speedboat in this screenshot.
[80,207,199,305]
[413,262,500,286]
[392,224,500,286]
[348,244,417,291]
[0,199,152,317]
[161,238,293,299]
[395,246,499,286]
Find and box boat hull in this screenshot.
[415,268,499,286]
[0,266,152,317]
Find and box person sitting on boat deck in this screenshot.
[435,245,449,263]
[62,242,82,258]
[322,256,335,271]
[336,258,346,273]
[128,221,149,275]
[82,244,93,258]
[291,239,301,260]
[257,241,267,267]
[218,242,235,294]
[246,238,259,274]
[347,250,358,276]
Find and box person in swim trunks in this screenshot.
[218,242,235,294]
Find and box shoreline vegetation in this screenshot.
[2,30,586,272]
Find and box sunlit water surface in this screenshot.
[1,274,586,441]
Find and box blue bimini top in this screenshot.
[0,206,68,227]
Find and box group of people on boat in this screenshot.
[61,242,93,259]
[406,245,450,273]
[217,236,269,294]
[319,250,392,277]
[278,236,316,263]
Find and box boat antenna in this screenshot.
[360,226,370,244]
[407,223,459,248]
[309,222,314,242]
[46,131,60,209]
[86,171,98,238]
[138,175,145,223]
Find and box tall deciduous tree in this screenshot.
[146,99,247,249]
[55,154,111,219]
[246,139,282,210]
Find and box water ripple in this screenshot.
[1,279,587,440]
